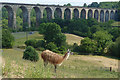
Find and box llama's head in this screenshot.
[66,49,73,60]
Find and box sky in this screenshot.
[0,0,119,6]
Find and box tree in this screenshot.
[109,27,120,41]
[87,18,98,27]
[40,23,66,47]
[117,1,120,21]
[16,16,23,31]
[2,7,8,19]
[79,37,97,54]
[90,25,102,34]
[64,3,72,6]
[39,23,47,34]
[2,29,14,48]
[83,3,87,7]
[107,36,120,57]
[2,19,8,29]
[30,17,36,29]
[88,2,99,8]
[93,31,113,54]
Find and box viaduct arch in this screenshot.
[0,3,117,29]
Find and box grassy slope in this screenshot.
[12,32,44,47]
[65,33,84,45]
[2,32,118,78]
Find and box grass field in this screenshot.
[2,31,119,78]
[65,33,84,45]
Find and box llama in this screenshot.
[41,49,71,72]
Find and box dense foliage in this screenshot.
[25,39,37,48]
[39,22,66,47]
[107,37,120,57]
[79,37,97,54]
[93,31,113,54]
[117,1,120,21]
[23,46,39,62]
[87,2,118,9]
[2,29,14,48]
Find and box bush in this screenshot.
[93,31,113,54]
[58,46,67,54]
[2,29,14,48]
[79,37,97,54]
[23,46,39,62]
[25,39,37,48]
[72,43,79,52]
[36,47,45,51]
[36,40,45,48]
[107,36,120,57]
[45,42,58,52]
[39,23,47,34]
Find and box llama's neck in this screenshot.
[66,52,70,60]
[63,52,70,60]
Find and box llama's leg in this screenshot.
[44,61,48,67]
[54,65,57,73]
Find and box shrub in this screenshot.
[107,36,120,57]
[25,39,37,48]
[79,37,97,54]
[23,46,39,62]
[2,29,14,48]
[39,23,47,34]
[93,31,113,54]
[72,43,79,52]
[36,47,45,51]
[45,42,58,52]
[36,40,45,48]
[58,46,67,54]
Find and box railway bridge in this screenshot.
[0,2,117,28]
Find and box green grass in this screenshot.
[2,49,118,78]
[65,33,83,45]
[12,32,43,47]
[2,31,118,78]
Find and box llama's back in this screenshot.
[41,50,63,64]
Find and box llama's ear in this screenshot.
[67,49,69,52]
[67,49,70,52]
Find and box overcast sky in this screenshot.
[0,0,119,6]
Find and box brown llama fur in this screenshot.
[41,50,70,72]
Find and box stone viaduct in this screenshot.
[0,2,118,29]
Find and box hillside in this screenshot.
[87,1,118,9]
[2,49,118,78]
[2,32,118,78]
[99,2,118,9]
[65,33,84,45]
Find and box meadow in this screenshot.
[2,32,119,78]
